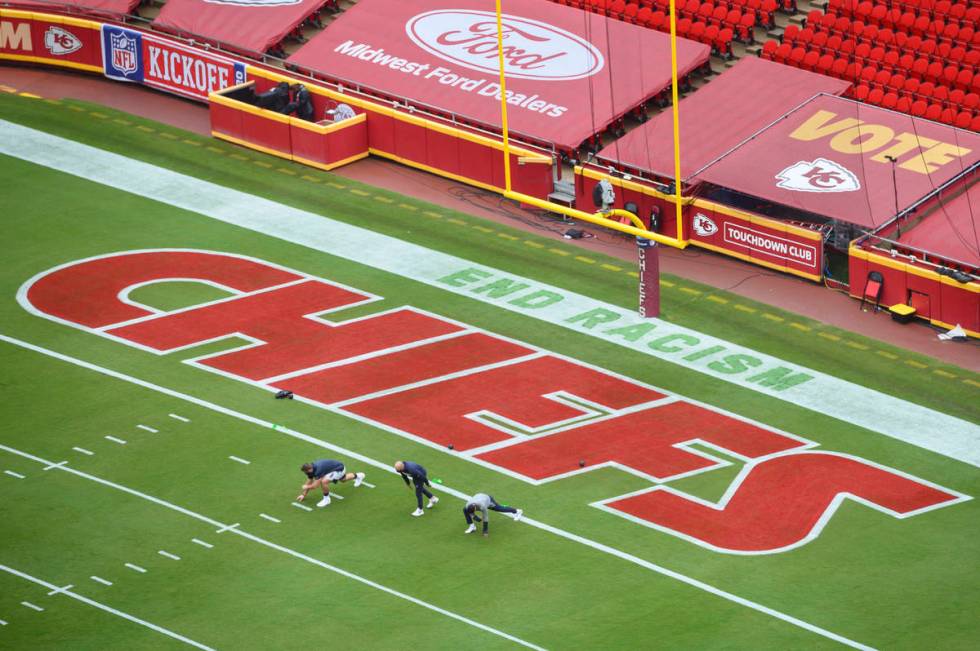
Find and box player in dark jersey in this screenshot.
[297,459,365,507]
[394,460,439,516]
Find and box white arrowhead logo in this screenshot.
[775,158,861,193]
[44,27,82,56]
[692,213,718,237]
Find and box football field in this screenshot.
[0,92,978,650]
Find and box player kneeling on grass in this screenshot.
[297,459,365,507]
[394,460,438,517]
[463,493,522,537]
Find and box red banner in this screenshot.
[141,32,247,100]
[0,10,102,71]
[689,205,823,280]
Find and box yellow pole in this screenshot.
[495,0,512,193]
[667,0,684,241]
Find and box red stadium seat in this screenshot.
[797,27,814,45]
[826,34,842,52]
[725,8,740,28]
[897,11,915,34]
[739,13,756,43]
[956,26,975,47]
[948,46,966,64]
[942,65,958,87]
[912,15,930,37]
[853,84,871,101]
[863,24,879,44]
[817,53,835,75]
[624,3,639,21]
[855,41,871,62]
[678,17,692,35]
[819,12,836,32]
[919,81,936,99]
[840,38,856,55]
[789,45,807,67]
[711,5,728,25]
[932,84,949,104]
[966,8,980,26]
[717,27,734,56]
[697,2,713,23]
[926,61,944,83]
[948,88,965,108]
[845,61,862,81]
[834,17,851,37]
[924,103,942,121]
[803,49,820,71]
[812,31,828,49]
[910,99,928,116]
[941,22,959,43]
[962,93,979,111]
[761,39,778,60]
[877,28,894,46]
[964,50,979,68]
[831,57,849,79]
[806,9,822,27]
[893,31,908,49]
[783,23,800,43]
[954,111,972,129]
[637,7,652,24]
[888,74,906,93]
[948,3,965,23]
[883,49,899,68]
[895,96,911,113]
[905,35,922,52]
[650,10,666,30]
[760,0,778,28]
[869,5,886,26]
[911,57,929,78]
[690,20,707,42]
[972,115,980,132]
[856,1,873,22]
[868,87,884,105]
[934,1,951,18]
[903,77,921,96]
[920,39,937,58]
[868,46,886,64]
[882,92,898,109]
[939,108,956,124]
[774,42,792,63]
[874,69,892,89]
[859,65,876,85]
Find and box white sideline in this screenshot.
[2,564,213,649]
[0,443,545,651]
[0,334,872,649]
[1,119,976,466]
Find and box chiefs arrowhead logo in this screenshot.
[44,26,82,56]
[692,213,718,237]
[775,158,860,193]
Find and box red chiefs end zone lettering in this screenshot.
[18,249,969,554]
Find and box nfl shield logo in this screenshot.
[111,33,138,75]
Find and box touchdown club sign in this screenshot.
[102,25,246,100]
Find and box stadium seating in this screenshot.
[760,0,980,128]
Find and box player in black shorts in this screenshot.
[297,459,365,507]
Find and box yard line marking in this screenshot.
[2,564,214,650]
[104,436,127,445]
[1,445,545,651]
[215,523,240,534]
[259,513,281,523]
[361,481,377,488]
[125,563,147,574]
[292,502,312,512]
[43,461,68,471]
[137,425,158,433]
[228,456,250,465]
[5,470,25,479]
[72,447,94,456]
[21,601,44,612]
[330,493,344,500]
[47,584,74,596]
[0,618,6,625]
[158,551,181,561]
[90,576,112,586]
[2,403,872,651]
[169,413,190,422]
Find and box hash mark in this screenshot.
[191,538,214,549]
[21,601,44,612]
[90,576,112,586]
[72,447,94,456]
[259,513,281,523]
[125,563,147,573]
[158,551,180,561]
[4,470,25,479]
[168,414,190,423]
[104,436,127,444]
[228,456,250,465]
[137,425,158,433]
[292,502,312,512]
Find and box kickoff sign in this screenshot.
[102,25,246,100]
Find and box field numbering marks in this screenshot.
[169,413,190,423]
[72,447,95,456]
[105,436,127,445]
[90,576,113,586]
[137,425,158,433]
[228,456,250,465]
[124,563,147,574]
[4,470,25,479]
[158,551,181,561]
[191,538,214,549]
[259,513,281,523]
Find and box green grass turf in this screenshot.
[0,92,978,649]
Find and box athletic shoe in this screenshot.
[354,472,365,487]
[465,524,476,534]
[317,495,331,508]
[426,496,439,508]
[411,508,424,517]
[514,509,523,522]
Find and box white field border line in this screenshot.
[0,336,872,650]
[592,449,972,556]
[169,414,190,422]
[137,425,158,433]
[5,470,26,479]
[1,564,213,650]
[2,121,974,465]
[104,435,127,445]
[228,456,250,465]
[72,446,95,456]
[0,445,545,651]
[90,576,113,586]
